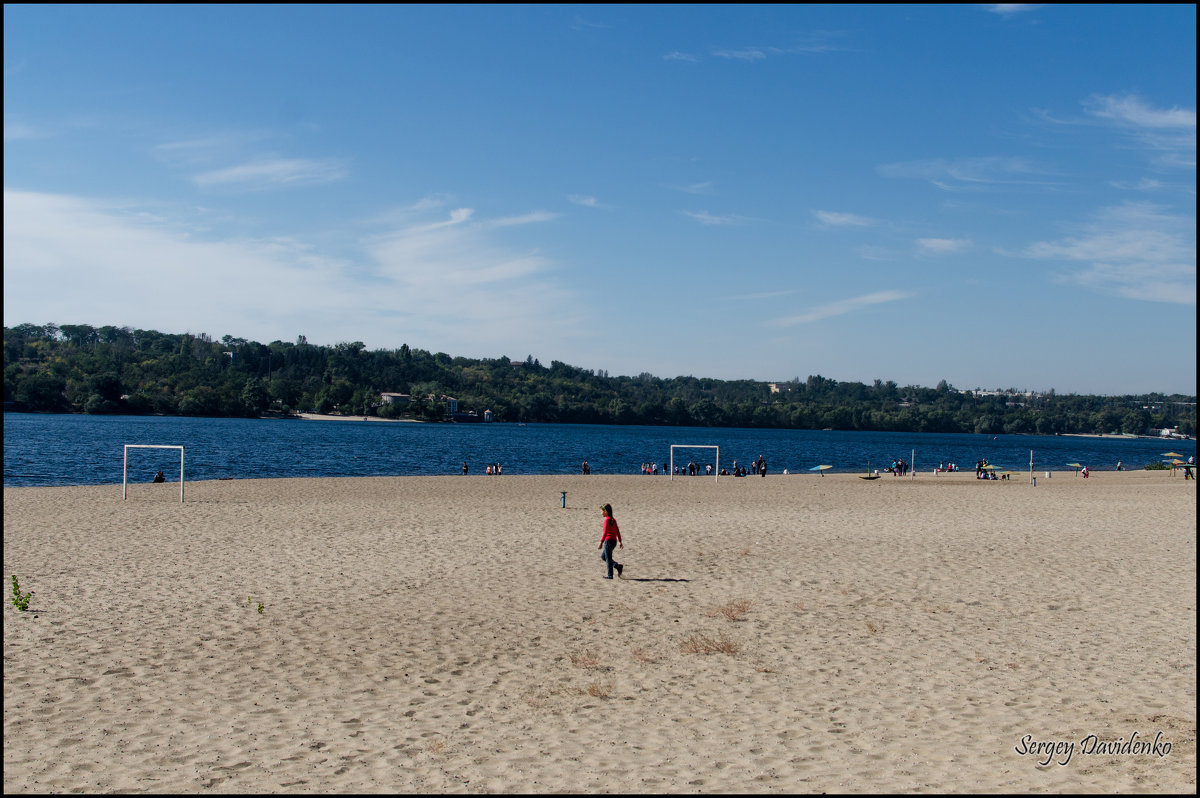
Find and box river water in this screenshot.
[4,413,1192,487]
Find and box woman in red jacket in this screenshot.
[599,503,623,579]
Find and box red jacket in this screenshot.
[601,516,622,544]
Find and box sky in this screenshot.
[4,4,1196,396]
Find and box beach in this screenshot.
[4,470,1195,793]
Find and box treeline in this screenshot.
[3,322,1196,437]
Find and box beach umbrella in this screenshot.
[1162,452,1184,458]
[809,464,833,476]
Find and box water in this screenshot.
[4,413,1193,488]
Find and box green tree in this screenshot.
[241,378,270,416]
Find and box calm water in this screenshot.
[3,413,1193,488]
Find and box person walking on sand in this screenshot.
[598,503,623,579]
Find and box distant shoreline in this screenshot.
[295,412,425,423]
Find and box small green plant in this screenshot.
[257,602,264,614]
[11,576,33,611]
[1144,462,1169,470]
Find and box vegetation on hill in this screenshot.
[3,323,1195,437]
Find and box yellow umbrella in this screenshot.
[1162,452,1184,458]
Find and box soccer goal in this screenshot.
[669,444,719,482]
[123,444,185,502]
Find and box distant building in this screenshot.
[380,393,411,405]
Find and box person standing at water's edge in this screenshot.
[598,503,623,579]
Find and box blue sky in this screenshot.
[4,4,1196,395]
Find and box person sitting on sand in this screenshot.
[598,503,623,579]
[152,470,165,483]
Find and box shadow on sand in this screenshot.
[623,577,690,583]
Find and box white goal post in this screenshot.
[123,445,185,502]
[670,444,719,482]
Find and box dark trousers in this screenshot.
[601,539,619,577]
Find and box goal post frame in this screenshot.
[669,444,719,482]
[123,445,185,502]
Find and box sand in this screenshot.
[3,469,1195,793]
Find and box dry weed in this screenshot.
[705,599,753,621]
[569,648,602,669]
[574,680,613,698]
[631,646,657,664]
[680,631,741,655]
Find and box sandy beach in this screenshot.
[4,469,1195,793]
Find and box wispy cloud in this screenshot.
[569,16,610,31]
[712,47,769,62]
[668,34,843,64]
[1019,201,1196,304]
[483,210,558,228]
[3,119,46,141]
[878,156,1054,191]
[814,210,873,227]
[567,194,605,209]
[732,289,797,301]
[154,132,274,167]
[1082,93,1196,169]
[3,189,582,353]
[3,188,357,337]
[983,4,1043,16]
[916,237,971,255]
[681,210,745,226]
[193,157,348,190]
[713,37,843,60]
[769,290,913,326]
[671,181,716,195]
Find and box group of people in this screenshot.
[887,458,910,476]
[461,462,504,475]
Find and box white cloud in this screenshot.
[3,120,45,141]
[485,210,558,228]
[916,237,971,255]
[567,194,602,208]
[193,157,348,190]
[1084,94,1196,130]
[983,4,1043,16]
[3,189,584,354]
[3,188,357,338]
[1082,94,1197,169]
[663,51,699,62]
[769,290,913,326]
[671,181,715,195]
[878,156,1052,191]
[681,210,744,226]
[713,47,768,61]
[815,210,872,227]
[1020,202,1196,304]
